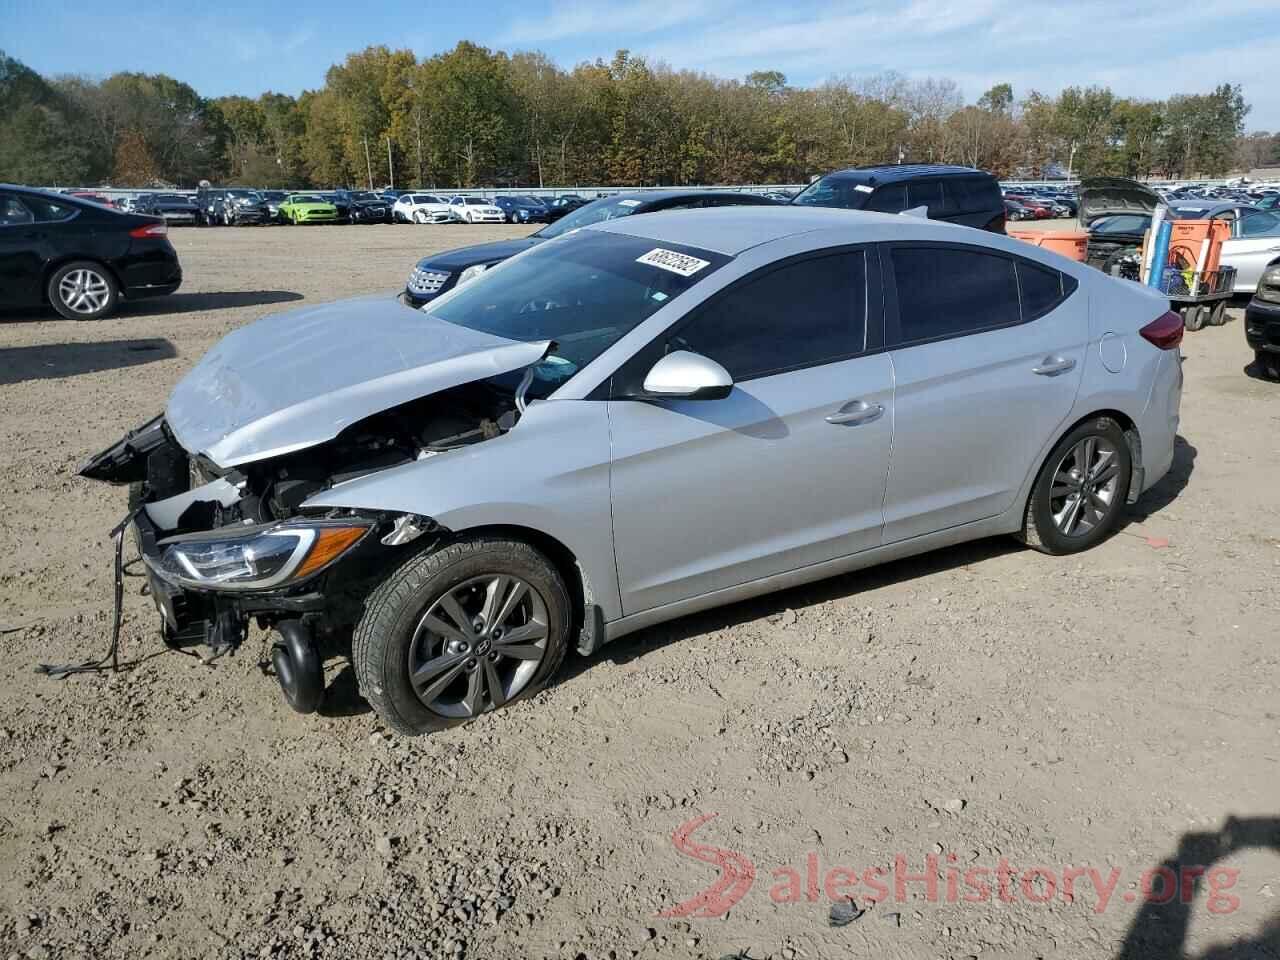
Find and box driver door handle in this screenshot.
[1032,356,1076,376]
[826,400,884,426]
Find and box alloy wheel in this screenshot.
[58,268,111,316]
[1049,436,1121,537]
[407,574,549,718]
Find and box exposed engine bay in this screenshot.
[151,379,521,529]
[72,369,555,707]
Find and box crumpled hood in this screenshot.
[1078,177,1160,227]
[166,294,550,468]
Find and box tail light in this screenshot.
[129,222,168,238]
[1139,310,1184,350]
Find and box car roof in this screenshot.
[585,205,977,256]
[818,164,988,185]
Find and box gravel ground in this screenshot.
[1,220,1278,960]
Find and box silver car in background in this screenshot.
[80,208,1184,735]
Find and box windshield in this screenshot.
[156,195,188,203]
[535,196,650,239]
[290,195,323,203]
[413,195,438,203]
[423,231,727,398]
[791,173,871,210]
[352,192,378,201]
[464,198,489,205]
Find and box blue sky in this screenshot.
[8,0,1279,129]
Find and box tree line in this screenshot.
[2,44,1269,191]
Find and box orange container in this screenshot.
[1007,228,1088,262]
[1167,219,1228,276]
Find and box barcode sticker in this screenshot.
[636,248,711,277]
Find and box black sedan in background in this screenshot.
[0,184,182,320]
[493,195,551,223]
[543,194,589,222]
[134,193,200,226]
[222,189,272,225]
[341,191,393,223]
[403,189,777,307]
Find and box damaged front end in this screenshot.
[75,295,567,712]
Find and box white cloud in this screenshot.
[611,0,1279,128]
[502,0,729,44]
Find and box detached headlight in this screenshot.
[149,520,371,592]
[1257,265,1280,304]
[457,263,488,285]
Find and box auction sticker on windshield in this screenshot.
[636,248,711,277]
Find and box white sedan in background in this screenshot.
[449,196,506,224]
[393,194,457,224]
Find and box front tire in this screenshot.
[1018,417,1132,555]
[353,537,571,736]
[48,261,119,320]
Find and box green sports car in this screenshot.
[279,194,339,224]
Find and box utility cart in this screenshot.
[1155,264,1236,332]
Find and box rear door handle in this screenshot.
[1032,356,1076,376]
[826,400,884,426]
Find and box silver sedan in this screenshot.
[83,208,1184,735]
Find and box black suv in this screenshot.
[792,164,1006,232]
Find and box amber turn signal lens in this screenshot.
[294,526,369,579]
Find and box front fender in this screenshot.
[301,399,621,620]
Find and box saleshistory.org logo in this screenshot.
[659,814,1243,919]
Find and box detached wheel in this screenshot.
[48,261,118,320]
[1018,417,1132,555]
[353,537,571,736]
[1258,351,1280,381]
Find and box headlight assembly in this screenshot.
[1257,265,1280,304]
[148,520,371,592]
[457,263,488,285]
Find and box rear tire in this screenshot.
[1184,305,1206,332]
[353,537,571,736]
[1018,417,1132,555]
[47,260,119,321]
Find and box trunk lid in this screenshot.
[165,294,550,467]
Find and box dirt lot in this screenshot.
[1,221,1278,960]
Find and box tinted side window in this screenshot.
[908,180,944,215]
[1239,211,1280,237]
[1018,261,1068,320]
[865,183,907,213]
[949,177,1001,214]
[673,252,867,381]
[890,246,1020,344]
[0,195,34,225]
[25,196,77,222]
